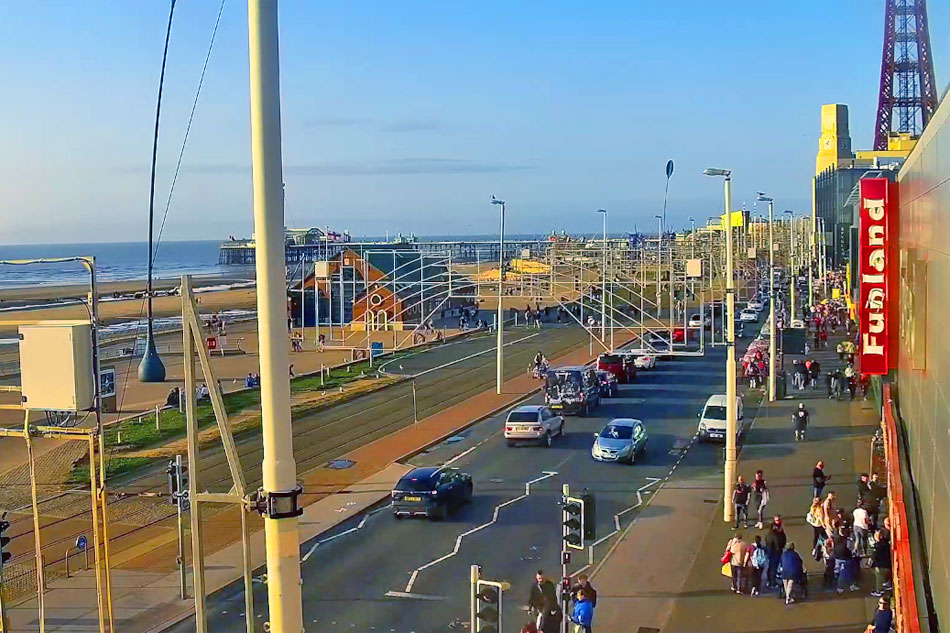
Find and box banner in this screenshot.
[858,178,891,375]
[719,210,745,229]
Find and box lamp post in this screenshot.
[491,195,506,395]
[655,214,663,319]
[758,193,776,402]
[704,167,736,524]
[597,209,608,348]
[784,211,795,321]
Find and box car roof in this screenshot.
[402,466,441,480]
[605,418,641,427]
[511,405,543,413]
[552,365,587,371]
[704,394,740,406]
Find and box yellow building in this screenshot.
[815,104,854,175]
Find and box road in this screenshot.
[167,325,756,633]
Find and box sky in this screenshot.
[1,1,947,245]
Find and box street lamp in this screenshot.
[655,214,663,319]
[704,167,737,524]
[491,195,506,395]
[597,209,608,349]
[757,193,776,403]
[784,210,795,322]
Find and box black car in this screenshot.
[391,466,473,520]
[545,365,601,416]
[596,370,619,398]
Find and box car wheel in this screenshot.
[545,432,553,448]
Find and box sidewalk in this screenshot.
[593,333,882,632]
[5,329,608,632]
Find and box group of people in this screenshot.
[524,570,596,633]
[531,351,550,379]
[244,372,262,388]
[807,463,892,597]
[723,518,803,603]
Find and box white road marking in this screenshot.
[401,470,552,593]
[301,506,388,562]
[410,333,541,379]
[442,445,479,466]
[384,591,446,601]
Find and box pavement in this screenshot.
[3,322,612,632]
[593,329,883,633]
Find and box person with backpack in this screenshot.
[792,403,809,441]
[750,535,769,595]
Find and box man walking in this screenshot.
[813,461,830,499]
[752,470,769,529]
[765,516,787,588]
[792,403,809,441]
[732,475,752,530]
[570,574,597,608]
[528,570,558,625]
[779,543,804,604]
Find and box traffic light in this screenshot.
[474,579,503,633]
[580,490,596,541]
[0,519,11,566]
[167,456,188,507]
[562,496,584,550]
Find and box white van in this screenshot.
[697,394,745,442]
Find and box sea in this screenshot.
[0,240,233,289]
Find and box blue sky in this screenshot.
[1,1,947,244]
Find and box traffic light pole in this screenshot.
[561,483,569,633]
[176,454,187,600]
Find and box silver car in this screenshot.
[591,418,648,464]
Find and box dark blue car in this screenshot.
[391,466,473,520]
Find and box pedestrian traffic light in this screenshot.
[563,496,584,550]
[166,460,179,503]
[0,519,11,566]
[474,579,503,633]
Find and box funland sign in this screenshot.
[858,178,895,375]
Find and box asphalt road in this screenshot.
[167,324,752,633]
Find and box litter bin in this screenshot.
[776,370,787,400]
[370,341,384,358]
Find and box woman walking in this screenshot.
[806,497,825,550]
[752,470,769,529]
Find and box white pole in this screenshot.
[768,200,776,402]
[247,2,304,632]
[496,201,505,394]
[600,210,607,346]
[723,176,737,524]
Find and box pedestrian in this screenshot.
[289,364,295,378]
[865,596,893,633]
[857,473,871,505]
[528,570,558,624]
[824,371,834,398]
[813,461,830,499]
[806,497,825,551]
[809,359,821,388]
[836,342,845,361]
[726,533,750,594]
[752,470,769,529]
[833,527,860,593]
[570,588,594,633]
[792,403,809,441]
[245,373,255,389]
[853,502,871,557]
[867,473,887,525]
[538,596,563,633]
[779,543,804,605]
[821,491,838,537]
[750,535,769,595]
[869,531,892,596]
[731,476,752,530]
[765,517,787,588]
[570,574,597,608]
[819,328,828,349]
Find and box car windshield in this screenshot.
[546,371,581,397]
[690,314,700,320]
[396,476,436,492]
[599,425,633,439]
[703,405,727,420]
[507,411,539,422]
[599,355,621,364]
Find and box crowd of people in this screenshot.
[524,570,596,633]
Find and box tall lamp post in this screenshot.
[597,209,608,347]
[757,193,776,402]
[784,210,795,321]
[491,195,506,395]
[704,168,736,524]
[655,214,663,319]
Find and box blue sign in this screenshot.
[76,535,88,551]
[370,342,384,358]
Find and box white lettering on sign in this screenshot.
[866,198,885,221]
[859,182,890,374]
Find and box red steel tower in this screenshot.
[873,0,938,150]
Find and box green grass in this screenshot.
[69,457,155,485]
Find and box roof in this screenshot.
[511,405,543,413]
[704,394,740,406]
[605,418,641,427]
[402,466,441,480]
[550,365,587,372]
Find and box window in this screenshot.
[633,424,644,439]
[508,411,540,422]
[541,408,553,419]
[703,405,727,420]
[599,425,633,439]
[397,476,437,492]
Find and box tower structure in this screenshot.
[873,0,938,150]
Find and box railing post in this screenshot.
[65,548,70,579]
[155,405,161,431]
[40,554,47,591]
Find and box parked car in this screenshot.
[392,466,473,520]
[505,405,565,446]
[597,353,637,384]
[545,366,601,416]
[697,394,745,442]
[591,418,648,464]
[596,370,619,398]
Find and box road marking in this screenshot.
[525,471,558,495]
[442,445,479,466]
[384,591,446,601]
[402,470,551,593]
[301,506,387,563]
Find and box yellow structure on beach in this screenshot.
[471,258,551,281]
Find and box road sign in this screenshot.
[99,369,116,399]
[76,535,87,551]
[206,336,218,351]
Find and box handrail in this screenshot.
[881,382,921,633]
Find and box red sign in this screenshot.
[206,336,218,351]
[858,178,891,375]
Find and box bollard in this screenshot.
[117,431,122,444]
[155,405,161,431]
[65,548,70,578]
[320,365,325,386]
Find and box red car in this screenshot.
[597,353,637,383]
